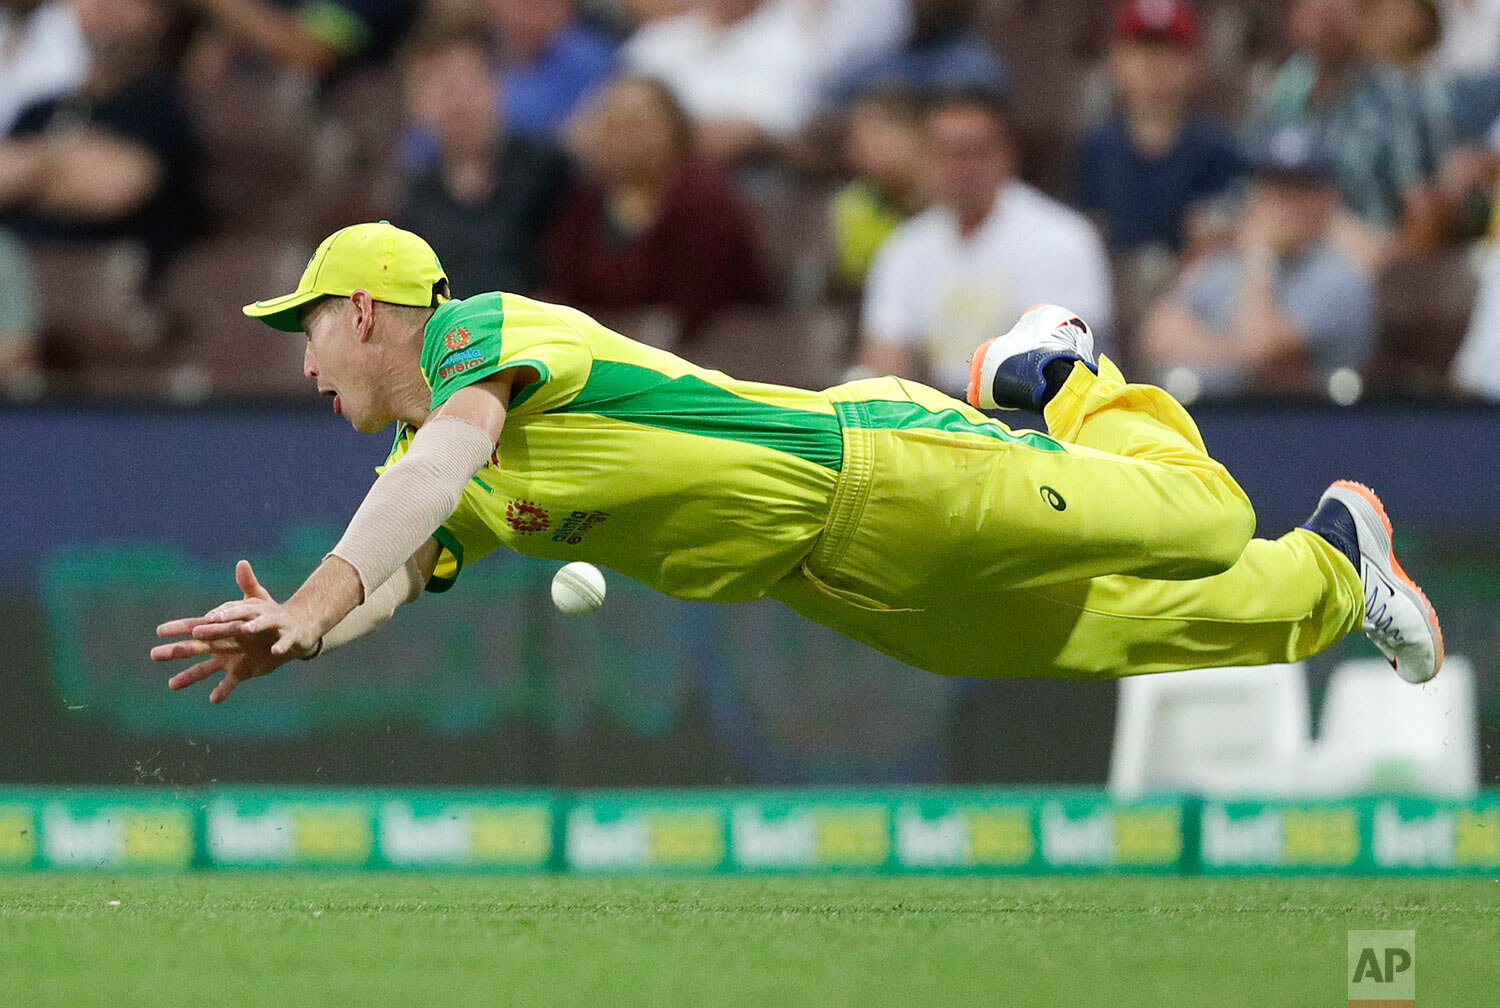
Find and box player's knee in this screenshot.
[1198,490,1256,574]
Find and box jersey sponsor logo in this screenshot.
[1040,486,1067,511]
[439,354,489,381]
[438,347,484,369]
[551,510,610,545]
[504,499,551,534]
[443,326,472,351]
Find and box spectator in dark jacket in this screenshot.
[0,0,200,274]
[399,25,571,297]
[541,75,773,342]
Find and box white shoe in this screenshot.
[967,304,1098,412]
[1304,480,1444,684]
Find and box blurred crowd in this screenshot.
[6,0,1500,403]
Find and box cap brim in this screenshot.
[242,290,327,333]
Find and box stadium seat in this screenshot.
[308,66,407,234]
[1109,663,1311,798]
[1109,247,1178,371]
[1304,656,1479,797]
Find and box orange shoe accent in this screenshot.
[1332,479,1445,674]
[967,337,995,409]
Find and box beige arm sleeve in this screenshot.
[329,414,496,599]
[319,550,427,654]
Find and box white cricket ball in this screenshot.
[551,561,606,614]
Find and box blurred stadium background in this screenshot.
[3,0,1500,887]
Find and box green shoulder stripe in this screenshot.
[556,360,844,471]
[835,400,1065,452]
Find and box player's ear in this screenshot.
[349,289,376,342]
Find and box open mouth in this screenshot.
[320,388,341,414]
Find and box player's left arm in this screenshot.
[161,371,522,701]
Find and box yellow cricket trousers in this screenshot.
[770,357,1365,679]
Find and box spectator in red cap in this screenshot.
[1073,0,1241,258]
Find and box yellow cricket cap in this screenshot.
[243,221,448,332]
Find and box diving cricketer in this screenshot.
[152,222,1443,703]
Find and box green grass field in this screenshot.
[1,873,1495,1006]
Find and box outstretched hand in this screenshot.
[152,559,318,703]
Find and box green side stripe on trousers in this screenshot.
[835,400,1066,452]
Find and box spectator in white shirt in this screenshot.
[623,0,817,163]
[0,0,90,136]
[857,89,1112,397]
[623,0,898,164]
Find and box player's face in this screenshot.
[302,299,387,434]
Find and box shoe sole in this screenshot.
[966,337,996,410]
[1331,479,1445,682]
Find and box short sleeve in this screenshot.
[1198,125,1243,200]
[421,293,593,418]
[378,425,500,592]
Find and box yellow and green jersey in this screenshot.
[386,292,843,601]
